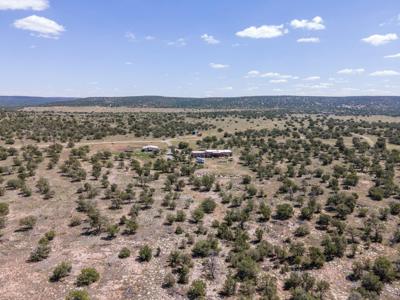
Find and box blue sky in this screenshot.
[0,0,399,97]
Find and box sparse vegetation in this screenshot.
[1,109,400,299]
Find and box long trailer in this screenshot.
[191,149,232,158]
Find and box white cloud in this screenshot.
[261,72,282,78]
[14,15,65,39]
[125,31,136,41]
[270,79,287,84]
[220,86,233,91]
[337,68,365,75]
[300,82,333,89]
[0,0,48,10]
[263,72,298,80]
[236,24,288,39]
[384,53,400,59]
[246,86,259,91]
[379,14,400,27]
[245,70,261,77]
[342,87,360,92]
[304,76,320,81]
[167,38,186,47]
[201,34,220,44]
[290,16,325,30]
[145,35,155,41]
[210,63,229,69]
[362,33,398,46]
[125,61,133,65]
[297,37,320,43]
[246,70,298,80]
[370,70,400,77]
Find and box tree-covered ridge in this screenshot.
[0,96,76,107]
[38,95,400,115]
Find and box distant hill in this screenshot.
[40,95,400,115]
[0,96,77,107]
[4,95,400,115]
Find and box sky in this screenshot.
[0,0,399,98]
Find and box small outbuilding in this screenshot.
[142,145,160,153]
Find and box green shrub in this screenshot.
[45,230,56,241]
[221,273,236,296]
[6,178,23,190]
[276,203,294,220]
[357,208,368,218]
[257,274,279,299]
[0,216,6,230]
[187,280,206,299]
[19,216,37,230]
[201,198,216,214]
[178,264,190,284]
[236,256,259,281]
[344,172,359,187]
[317,214,331,229]
[259,202,271,221]
[165,213,175,225]
[118,247,131,259]
[192,238,219,257]
[175,225,183,235]
[106,224,119,239]
[21,185,32,197]
[139,245,152,262]
[389,202,400,215]
[191,208,204,223]
[300,206,314,220]
[255,228,264,242]
[175,210,186,222]
[294,225,310,237]
[307,247,325,269]
[246,185,257,197]
[321,235,347,260]
[372,257,395,283]
[50,261,72,282]
[124,218,138,234]
[361,273,383,294]
[200,174,215,191]
[393,229,400,243]
[65,290,90,300]
[368,187,384,201]
[76,268,100,286]
[36,177,50,194]
[0,202,9,216]
[29,242,51,262]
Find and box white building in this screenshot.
[191,149,232,158]
[142,145,160,153]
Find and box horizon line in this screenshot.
[1,94,400,99]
